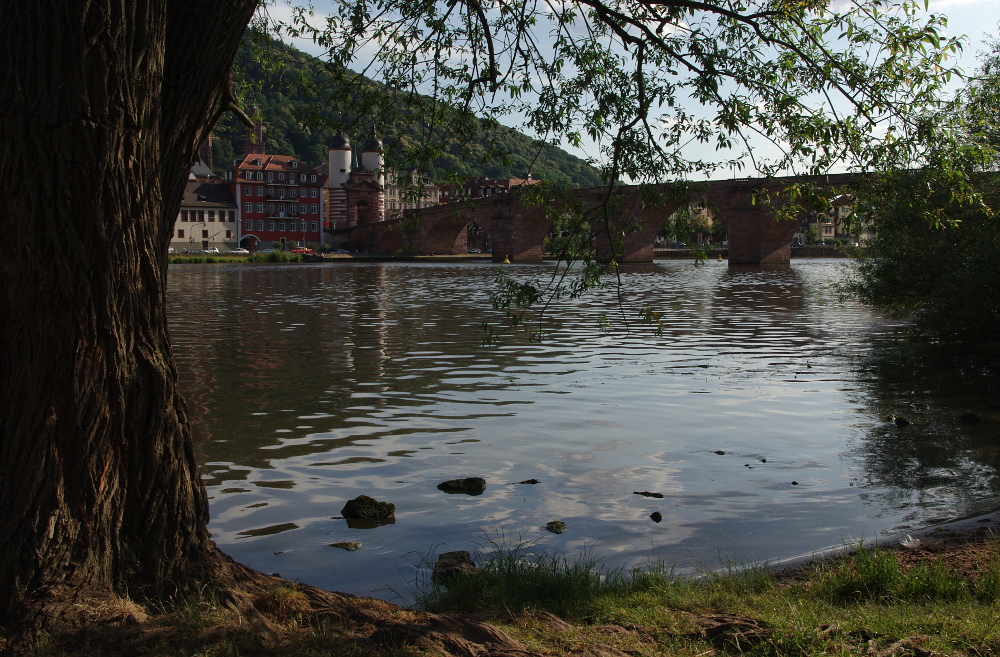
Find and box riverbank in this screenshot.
[167,244,857,265]
[26,511,1000,656]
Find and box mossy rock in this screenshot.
[341,495,395,519]
[330,541,362,551]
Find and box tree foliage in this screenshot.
[844,37,1000,350]
[272,0,963,183]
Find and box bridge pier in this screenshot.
[490,202,549,262]
[714,183,798,266]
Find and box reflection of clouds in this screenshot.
[173,260,994,600]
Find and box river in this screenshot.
[166,259,1000,602]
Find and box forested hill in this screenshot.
[209,36,604,187]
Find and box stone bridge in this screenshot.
[331,173,860,265]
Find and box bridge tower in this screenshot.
[327,133,352,228]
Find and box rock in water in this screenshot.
[437,477,487,495]
[958,412,981,425]
[650,512,663,523]
[330,541,362,551]
[633,491,664,498]
[433,550,479,583]
[546,520,568,534]
[340,495,395,519]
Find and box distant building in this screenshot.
[792,194,867,245]
[170,180,238,253]
[438,175,540,204]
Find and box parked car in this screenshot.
[202,247,220,254]
[290,247,313,254]
[230,248,250,255]
[467,248,482,254]
[332,249,350,254]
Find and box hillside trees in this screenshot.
[0,0,967,651]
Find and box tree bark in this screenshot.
[0,0,258,645]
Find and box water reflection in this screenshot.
[166,260,999,600]
[846,348,1000,529]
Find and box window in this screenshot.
[201,230,208,238]
[197,210,205,222]
[311,188,318,198]
[290,221,298,231]
[244,185,252,195]
[180,210,188,222]
[300,204,307,214]
[278,189,285,199]
[225,230,232,239]
[244,220,252,230]
[267,220,275,231]
[310,204,318,214]
[257,171,264,180]
[267,172,274,182]
[255,220,264,231]
[278,172,285,181]
[289,188,298,198]
[255,203,264,213]
[266,186,274,196]
[244,202,252,212]
[278,221,285,231]
[208,211,215,222]
[292,161,298,168]
[310,174,317,183]
[177,229,184,238]
[300,174,306,182]
[310,221,318,232]
[229,211,236,221]
[256,186,264,196]
[266,203,274,213]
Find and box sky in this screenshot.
[931,0,999,71]
[265,0,1000,177]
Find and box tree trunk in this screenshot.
[0,0,258,644]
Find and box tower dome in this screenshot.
[329,132,351,150]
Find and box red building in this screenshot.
[226,153,325,251]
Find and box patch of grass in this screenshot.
[167,252,303,264]
[811,542,902,602]
[972,550,1000,602]
[810,542,974,604]
[414,533,679,618]
[254,585,313,622]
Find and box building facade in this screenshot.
[170,179,239,253]
[227,153,324,251]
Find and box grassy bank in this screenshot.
[21,528,1000,656]
[168,252,304,264]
